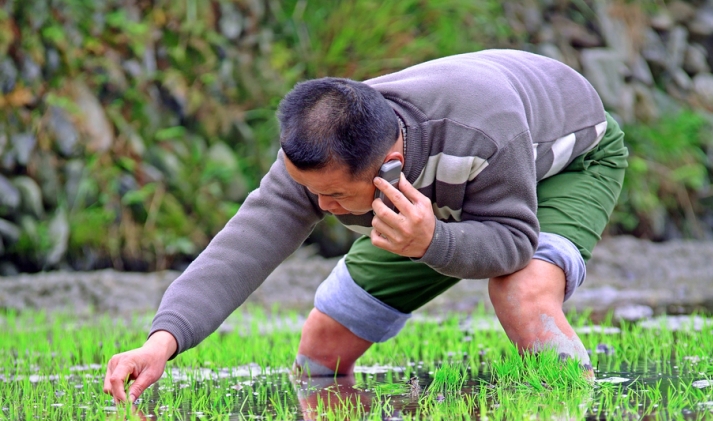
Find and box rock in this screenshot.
[139,163,164,184]
[632,82,659,122]
[64,160,85,208]
[159,72,188,118]
[642,28,668,67]
[105,106,146,156]
[689,4,713,36]
[219,2,244,40]
[70,81,114,153]
[118,174,138,197]
[666,26,689,70]
[537,43,565,63]
[12,176,44,218]
[537,24,556,44]
[35,152,60,208]
[684,44,710,75]
[595,1,636,62]
[630,54,654,85]
[668,1,696,24]
[652,88,684,116]
[48,107,80,157]
[123,59,143,79]
[0,174,20,211]
[148,147,182,181]
[618,83,636,124]
[45,48,61,76]
[670,67,692,90]
[0,132,6,157]
[614,304,654,322]
[45,208,69,267]
[143,42,157,76]
[693,72,713,109]
[649,11,674,31]
[555,42,581,72]
[11,133,36,166]
[225,176,249,203]
[551,15,602,48]
[580,48,627,109]
[0,218,21,243]
[25,0,49,30]
[101,49,129,92]
[0,262,19,277]
[207,141,238,172]
[20,57,42,84]
[0,58,18,94]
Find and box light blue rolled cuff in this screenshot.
[532,232,586,302]
[314,257,411,343]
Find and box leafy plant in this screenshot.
[615,110,711,239]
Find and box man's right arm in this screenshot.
[104,151,324,401]
[149,151,325,356]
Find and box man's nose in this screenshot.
[317,195,336,210]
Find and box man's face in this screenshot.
[284,157,376,215]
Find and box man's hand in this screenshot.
[371,173,436,258]
[103,331,177,403]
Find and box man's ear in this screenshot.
[383,151,404,166]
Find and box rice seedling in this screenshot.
[2,305,713,420]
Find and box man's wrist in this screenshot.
[146,330,178,360]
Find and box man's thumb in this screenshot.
[127,376,153,402]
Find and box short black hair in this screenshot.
[278,77,399,180]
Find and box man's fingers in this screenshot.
[396,174,429,207]
[106,360,135,402]
[374,177,409,212]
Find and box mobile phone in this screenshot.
[374,160,402,211]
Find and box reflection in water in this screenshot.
[294,374,373,421]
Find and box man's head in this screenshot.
[278,77,400,180]
[278,78,403,215]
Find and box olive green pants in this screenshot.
[343,113,628,314]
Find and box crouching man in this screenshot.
[104,49,628,402]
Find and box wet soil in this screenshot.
[1,236,713,318]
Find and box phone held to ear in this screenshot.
[374,160,402,211]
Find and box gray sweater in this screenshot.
[151,49,606,356]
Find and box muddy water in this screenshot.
[4,358,713,420]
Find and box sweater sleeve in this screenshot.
[150,151,324,357]
[415,131,539,279]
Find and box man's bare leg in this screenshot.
[295,308,373,376]
[488,259,592,370]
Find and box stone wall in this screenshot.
[509,0,713,124]
[2,0,713,274]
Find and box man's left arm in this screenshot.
[372,131,539,279]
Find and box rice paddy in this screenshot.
[2,305,713,420]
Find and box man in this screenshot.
[104,49,628,401]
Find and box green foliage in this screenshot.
[489,346,593,390]
[275,0,518,82]
[616,110,711,238]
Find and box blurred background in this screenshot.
[1,0,713,275]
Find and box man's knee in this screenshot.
[488,259,567,307]
[296,308,372,376]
